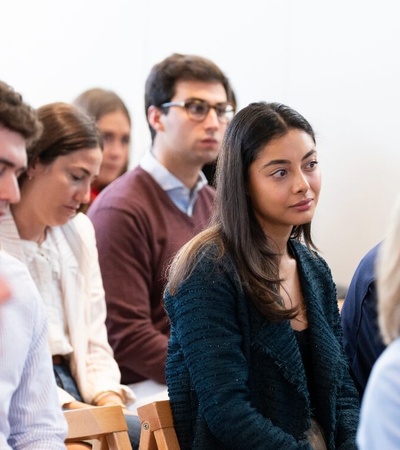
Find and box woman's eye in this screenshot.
[307,160,319,170]
[102,133,114,143]
[271,169,287,178]
[121,136,130,146]
[71,174,83,181]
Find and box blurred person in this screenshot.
[88,53,235,409]
[357,195,400,449]
[165,102,359,449]
[74,87,131,208]
[0,102,140,449]
[341,243,385,398]
[0,80,67,449]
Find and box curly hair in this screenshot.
[0,81,42,147]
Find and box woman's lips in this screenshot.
[290,198,313,211]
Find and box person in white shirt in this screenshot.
[0,80,67,449]
[357,195,400,449]
[0,100,140,450]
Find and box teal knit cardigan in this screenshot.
[164,240,360,449]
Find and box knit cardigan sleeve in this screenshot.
[165,251,311,449]
[314,254,360,450]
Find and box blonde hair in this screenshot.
[377,195,400,344]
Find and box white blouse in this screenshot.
[21,232,73,357]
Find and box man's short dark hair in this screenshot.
[145,53,235,140]
[0,81,42,147]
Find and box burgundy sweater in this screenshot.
[88,167,215,384]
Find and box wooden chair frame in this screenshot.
[137,400,180,450]
[64,405,133,450]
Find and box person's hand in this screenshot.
[0,277,11,306]
[95,392,124,407]
[63,400,92,410]
[94,392,135,415]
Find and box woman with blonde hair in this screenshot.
[357,195,400,449]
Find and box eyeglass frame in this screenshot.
[160,97,235,123]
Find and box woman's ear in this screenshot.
[26,167,35,181]
[26,157,42,180]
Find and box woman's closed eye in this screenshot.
[70,173,85,181]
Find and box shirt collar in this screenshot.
[139,150,208,216]
[139,150,208,193]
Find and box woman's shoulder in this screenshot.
[64,212,95,235]
[193,243,237,276]
[59,213,96,259]
[168,243,240,296]
[290,239,330,271]
[289,239,335,293]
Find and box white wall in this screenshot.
[2,0,400,287]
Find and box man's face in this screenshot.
[153,80,230,172]
[0,126,27,219]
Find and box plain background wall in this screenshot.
[2,0,400,288]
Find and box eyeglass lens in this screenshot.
[186,100,233,122]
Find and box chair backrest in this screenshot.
[64,405,133,450]
[137,400,180,450]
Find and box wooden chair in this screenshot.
[64,405,133,450]
[137,400,180,450]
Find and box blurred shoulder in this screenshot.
[0,250,43,312]
[0,249,31,279]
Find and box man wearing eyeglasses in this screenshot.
[88,53,235,409]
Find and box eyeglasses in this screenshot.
[160,98,235,123]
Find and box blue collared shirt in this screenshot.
[0,250,67,449]
[140,151,208,217]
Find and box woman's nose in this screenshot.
[294,171,310,193]
[76,182,91,205]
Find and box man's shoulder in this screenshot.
[89,166,160,213]
[199,184,216,200]
[0,250,30,278]
[0,250,42,312]
[108,166,156,191]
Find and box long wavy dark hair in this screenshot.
[168,101,317,321]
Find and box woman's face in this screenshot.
[96,110,130,189]
[247,129,321,239]
[27,147,102,226]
